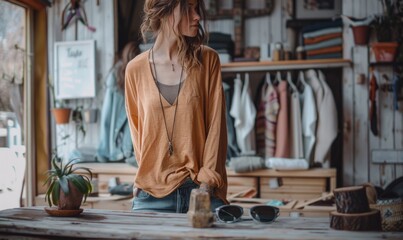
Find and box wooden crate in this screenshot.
[227,168,336,201]
[260,177,327,200]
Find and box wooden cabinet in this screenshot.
[227,168,336,200]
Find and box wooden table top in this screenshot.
[0,207,402,239]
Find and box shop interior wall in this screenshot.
[45,0,402,190]
[341,0,403,188]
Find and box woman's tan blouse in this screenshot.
[125,46,228,203]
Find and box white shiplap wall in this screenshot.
[47,0,115,160]
[342,0,403,187]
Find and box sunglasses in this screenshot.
[215,205,279,223]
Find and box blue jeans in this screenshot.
[132,179,225,213]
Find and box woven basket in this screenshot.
[371,198,403,231]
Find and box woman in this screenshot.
[125,0,228,213]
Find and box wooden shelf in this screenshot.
[369,61,395,67]
[221,59,351,72]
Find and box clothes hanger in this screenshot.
[287,71,298,93]
[266,72,273,87]
[298,71,307,92]
[298,71,307,86]
[276,71,283,82]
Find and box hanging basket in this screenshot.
[351,25,370,45]
[371,42,399,62]
[52,108,71,124]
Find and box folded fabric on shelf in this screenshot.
[301,18,343,34]
[306,52,343,60]
[230,156,265,173]
[303,38,342,51]
[304,32,342,45]
[303,27,342,39]
[306,46,343,56]
[265,157,309,170]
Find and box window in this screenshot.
[0,0,27,209]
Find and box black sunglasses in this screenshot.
[215,205,280,223]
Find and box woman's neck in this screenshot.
[153,33,178,63]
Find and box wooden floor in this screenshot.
[0,207,402,239]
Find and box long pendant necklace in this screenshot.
[150,47,183,157]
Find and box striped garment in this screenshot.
[256,82,279,158]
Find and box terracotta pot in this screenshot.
[371,42,399,62]
[351,25,369,45]
[52,108,71,124]
[58,180,84,210]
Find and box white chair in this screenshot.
[0,147,25,210]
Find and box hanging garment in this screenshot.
[299,72,317,164]
[288,73,304,159]
[255,81,267,157]
[314,70,338,167]
[230,74,256,155]
[97,63,134,163]
[306,70,323,164]
[255,74,279,158]
[369,71,379,136]
[263,83,279,158]
[223,81,240,160]
[274,78,290,158]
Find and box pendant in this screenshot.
[168,141,174,156]
[171,63,175,72]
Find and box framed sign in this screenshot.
[54,40,96,99]
[295,0,341,19]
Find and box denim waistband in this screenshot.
[178,178,197,189]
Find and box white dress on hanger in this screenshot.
[315,70,338,167]
[230,74,256,155]
[299,71,317,164]
[287,72,304,159]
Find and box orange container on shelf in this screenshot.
[371,42,399,62]
[351,25,370,45]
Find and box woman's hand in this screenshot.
[199,182,214,195]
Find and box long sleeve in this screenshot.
[197,52,227,189]
[124,63,141,162]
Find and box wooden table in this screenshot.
[0,207,402,239]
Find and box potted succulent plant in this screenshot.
[48,82,71,125]
[44,154,93,212]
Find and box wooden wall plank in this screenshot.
[342,0,355,186]
[352,46,369,185]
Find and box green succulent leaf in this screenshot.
[51,182,60,206]
[59,176,69,195]
[68,175,90,194]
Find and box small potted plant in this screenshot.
[48,81,71,124]
[44,154,93,215]
[370,0,402,62]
